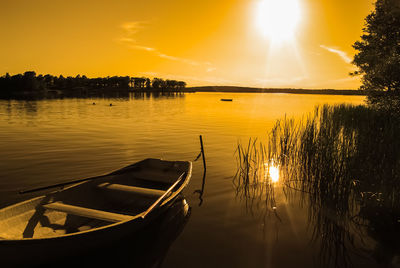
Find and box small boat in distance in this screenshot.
[0,158,192,265]
[220,98,233,102]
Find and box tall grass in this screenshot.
[234,138,276,216]
[234,104,400,267]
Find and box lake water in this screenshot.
[0,92,381,267]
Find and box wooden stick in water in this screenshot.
[200,135,206,172]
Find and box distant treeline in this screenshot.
[0,71,189,99]
[190,86,366,96]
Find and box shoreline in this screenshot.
[0,86,366,100]
[189,86,365,96]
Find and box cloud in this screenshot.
[120,21,146,35]
[320,45,352,64]
[118,21,156,50]
[118,21,214,71]
[157,53,201,66]
[119,37,135,43]
[129,45,156,52]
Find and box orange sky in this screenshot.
[0,0,375,89]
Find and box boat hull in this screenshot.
[0,158,192,266]
[1,205,169,265]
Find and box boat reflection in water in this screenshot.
[49,197,191,267]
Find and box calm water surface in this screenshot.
[0,92,377,267]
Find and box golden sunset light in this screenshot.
[269,165,280,183]
[255,0,301,43]
[0,0,375,89]
[266,162,280,183]
[1,0,400,267]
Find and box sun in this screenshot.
[256,0,301,43]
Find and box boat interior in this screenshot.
[0,159,190,240]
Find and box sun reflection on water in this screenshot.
[269,165,280,183]
[265,162,280,183]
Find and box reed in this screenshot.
[234,138,276,215]
[234,104,400,267]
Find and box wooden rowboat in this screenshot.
[0,158,192,264]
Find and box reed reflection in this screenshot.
[234,139,280,220]
[235,104,400,267]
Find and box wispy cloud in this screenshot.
[320,45,352,64]
[157,53,202,66]
[128,44,156,52]
[118,21,215,71]
[120,21,146,35]
[118,21,156,50]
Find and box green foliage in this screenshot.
[352,0,400,93]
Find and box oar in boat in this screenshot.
[19,174,112,194]
[141,172,185,219]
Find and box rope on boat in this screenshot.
[193,152,202,162]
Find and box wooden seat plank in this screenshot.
[43,202,133,223]
[97,183,165,197]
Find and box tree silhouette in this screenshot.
[131,77,146,90]
[352,0,400,92]
[0,71,188,98]
[145,78,151,90]
[151,78,163,90]
[23,71,37,91]
[177,81,186,90]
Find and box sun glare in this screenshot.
[265,162,280,183]
[269,165,280,183]
[256,0,301,43]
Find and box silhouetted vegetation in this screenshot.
[235,104,400,267]
[351,0,400,109]
[0,71,188,99]
[234,138,277,213]
[191,86,365,95]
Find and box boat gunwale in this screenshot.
[0,159,192,243]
